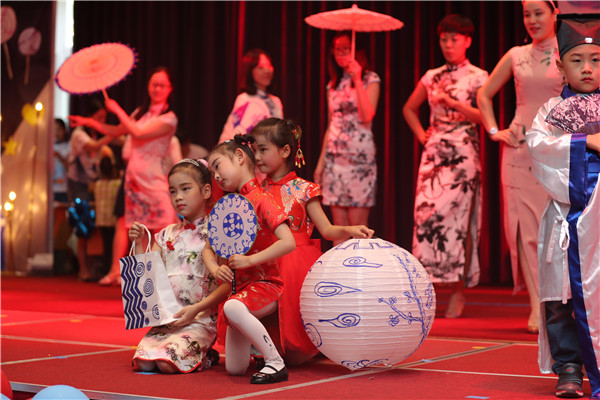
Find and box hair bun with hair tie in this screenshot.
[233,133,256,149]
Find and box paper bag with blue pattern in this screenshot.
[119,224,179,330]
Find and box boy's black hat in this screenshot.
[557,13,600,58]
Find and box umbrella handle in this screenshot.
[3,43,13,80]
[102,88,109,102]
[24,55,30,85]
[351,29,355,60]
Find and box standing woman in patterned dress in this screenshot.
[219,49,284,144]
[314,32,380,243]
[477,1,563,333]
[69,66,179,285]
[403,14,488,319]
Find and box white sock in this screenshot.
[223,299,285,374]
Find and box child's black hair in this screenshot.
[437,14,474,37]
[209,134,257,169]
[168,158,212,187]
[99,156,116,179]
[250,117,302,170]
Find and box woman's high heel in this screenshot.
[445,291,465,319]
[98,274,121,286]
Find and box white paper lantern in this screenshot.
[300,238,436,370]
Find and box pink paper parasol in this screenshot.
[305,4,403,58]
[1,6,17,79]
[55,42,137,100]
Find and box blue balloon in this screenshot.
[33,385,89,399]
[67,197,96,238]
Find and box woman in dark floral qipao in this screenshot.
[403,14,488,318]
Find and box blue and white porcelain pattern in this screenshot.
[300,238,436,370]
[208,193,258,259]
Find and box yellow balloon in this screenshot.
[21,102,44,126]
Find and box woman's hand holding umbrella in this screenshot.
[104,98,124,116]
[347,59,362,81]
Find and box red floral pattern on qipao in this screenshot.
[228,179,288,310]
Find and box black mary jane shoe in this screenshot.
[207,348,220,366]
[253,355,265,371]
[250,365,289,384]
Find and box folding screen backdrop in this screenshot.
[71,1,532,285]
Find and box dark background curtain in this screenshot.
[72,1,527,286]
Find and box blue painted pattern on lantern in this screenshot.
[342,359,389,369]
[300,238,436,371]
[308,260,322,273]
[336,239,396,251]
[342,256,382,268]
[314,281,362,297]
[377,252,435,354]
[304,323,322,347]
[319,313,361,328]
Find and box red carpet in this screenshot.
[1,275,593,399]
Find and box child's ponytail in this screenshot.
[209,133,257,168]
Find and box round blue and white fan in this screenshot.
[208,193,258,293]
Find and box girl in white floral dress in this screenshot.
[129,159,230,373]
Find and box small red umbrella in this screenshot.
[305,4,404,59]
[55,42,137,100]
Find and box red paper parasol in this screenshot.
[55,42,137,99]
[305,4,403,58]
